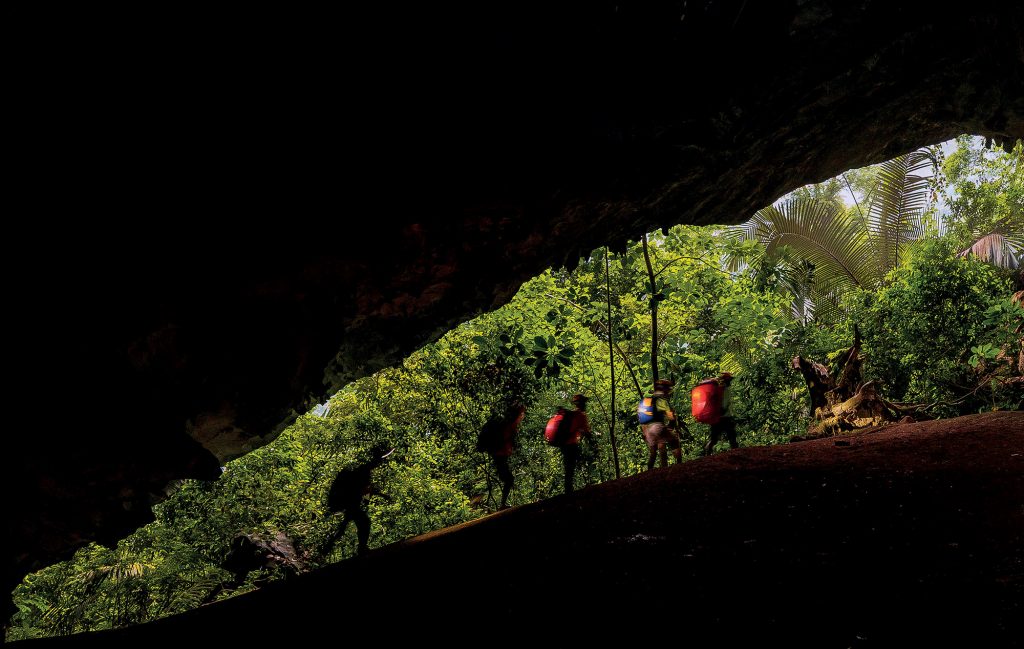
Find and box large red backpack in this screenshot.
[544,408,575,446]
[691,379,723,425]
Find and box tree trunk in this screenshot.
[642,233,658,384]
[605,248,620,479]
[793,330,898,440]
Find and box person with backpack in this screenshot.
[477,403,526,510]
[545,394,593,493]
[325,445,394,556]
[703,372,738,455]
[640,379,683,470]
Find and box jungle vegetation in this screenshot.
[7,136,1021,640]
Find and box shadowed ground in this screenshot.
[20,411,1022,648]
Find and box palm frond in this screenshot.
[721,223,760,273]
[167,575,223,612]
[991,212,1023,255]
[719,351,744,375]
[777,258,816,323]
[109,562,149,582]
[867,148,939,270]
[732,196,876,323]
[761,197,876,291]
[731,149,942,324]
[958,233,1020,269]
[805,287,846,325]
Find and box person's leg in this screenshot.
[647,421,663,466]
[494,455,513,509]
[562,445,579,494]
[324,510,353,556]
[643,425,658,471]
[703,424,721,456]
[725,418,739,449]
[351,507,371,555]
[669,434,683,464]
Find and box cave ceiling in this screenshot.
[7,1,1023,603]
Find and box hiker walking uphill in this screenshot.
[545,394,593,494]
[476,403,526,510]
[698,372,739,455]
[326,445,394,556]
[639,379,684,470]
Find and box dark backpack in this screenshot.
[475,416,505,453]
[327,465,372,512]
[544,408,575,446]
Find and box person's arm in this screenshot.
[656,397,675,422]
[508,409,526,448]
[361,468,375,496]
[579,412,592,437]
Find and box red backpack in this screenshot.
[544,408,575,446]
[691,380,723,425]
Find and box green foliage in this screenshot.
[11,139,1023,640]
[848,239,1018,415]
[968,342,999,368]
[941,136,1024,260]
[8,533,233,640]
[729,147,943,323]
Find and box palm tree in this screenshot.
[728,148,941,321]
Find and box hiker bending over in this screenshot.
[223,531,306,586]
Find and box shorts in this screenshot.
[642,422,679,450]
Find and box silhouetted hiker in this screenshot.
[223,531,306,586]
[559,394,593,494]
[703,372,738,455]
[476,403,526,509]
[326,445,394,556]
[641,379,683,470]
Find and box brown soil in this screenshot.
[23,412,1023,648]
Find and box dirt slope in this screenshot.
[21,412,1023,648]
